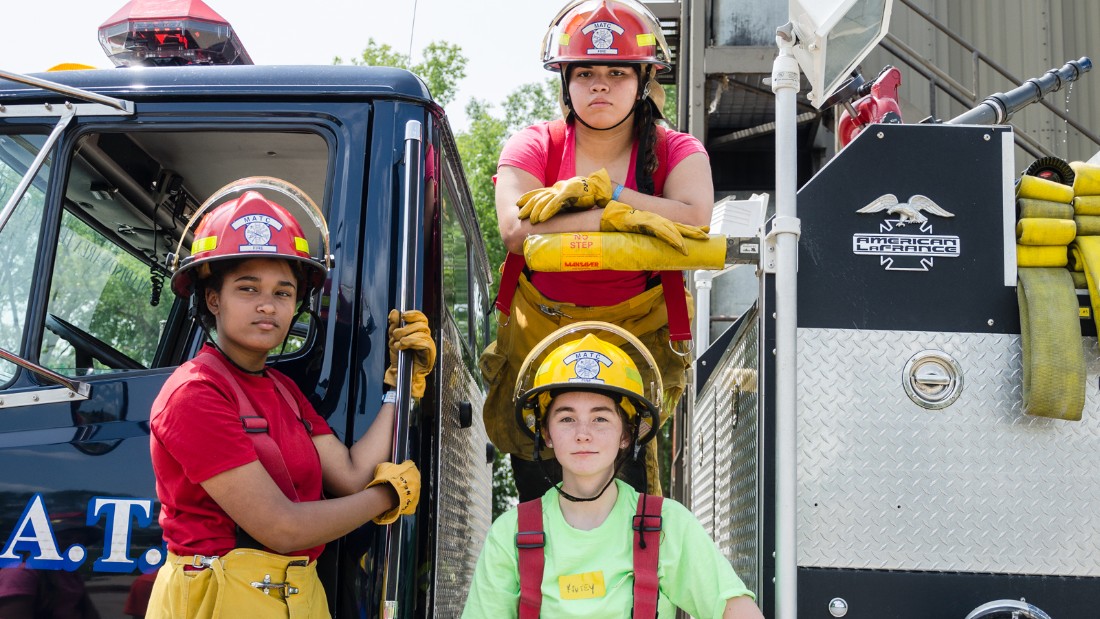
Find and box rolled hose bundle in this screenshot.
[1017,268,1085,420]
[1071,161,1100,340]
[1015,165,1084,420]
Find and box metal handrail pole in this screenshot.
[380,119,424,619]
[771,26,800,619]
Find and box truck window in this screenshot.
[440,150,472,351]
[40,209,174,373]
[36,129,331,376]
[0,133,49,384]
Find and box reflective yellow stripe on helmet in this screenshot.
[191,235,217,254]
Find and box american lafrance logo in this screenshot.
[853,194,960,271]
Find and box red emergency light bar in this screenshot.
[98,0,253,67]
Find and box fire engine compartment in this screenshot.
[694,121,1100,617]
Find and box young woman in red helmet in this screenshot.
[465,322,762,618]
[482,0,713,502]
[145,178,435,618]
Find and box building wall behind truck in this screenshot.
[710,0,784,47]
[863,0,1100,165]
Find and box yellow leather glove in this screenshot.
[516,168,614,224]
[383,309,437,398]
[599,200,710,255]
[365,460,420,525]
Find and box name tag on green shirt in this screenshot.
[559,571,606,600]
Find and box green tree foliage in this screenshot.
[502,80,561,133]
[460,79,560,291]
[335,38,468,107]
[661,84,678,126]
[455,99,507,289]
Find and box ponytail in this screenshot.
[633,95,660,196]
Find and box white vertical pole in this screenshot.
[771,26,801,619]
[694,270,713,352]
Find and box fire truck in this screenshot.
[0,0,492,616]
[5,0,1100,617]
[669,1,1100,618]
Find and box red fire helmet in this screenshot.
[170,190,327,299]
[541,0,671,72]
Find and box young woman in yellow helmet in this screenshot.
[465,322,762,619]
[483,0,715,504]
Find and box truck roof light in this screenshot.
[98,0,253,67]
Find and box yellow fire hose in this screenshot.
[1018,198,1074,220]
[1072,160,1100,195]
[523,232,730,272]
[1017,268,1085,420]
[1014,163,1100,420]
[1073,163,1100,336]
[1018,174,1075,203]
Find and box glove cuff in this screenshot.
[372,506,400,525]
[366,477,401,525]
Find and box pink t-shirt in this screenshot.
[498,120,707,306]
[150,345,333,561]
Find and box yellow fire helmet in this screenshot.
[514,321,661,449]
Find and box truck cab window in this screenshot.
[40,209,173,374]
[37,129,331,376]
[440,155,471,351]
[0,133,49,384]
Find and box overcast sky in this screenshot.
[0,0,567,132]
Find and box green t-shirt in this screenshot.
[462,480,754,618]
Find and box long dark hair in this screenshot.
[632,66,661,197]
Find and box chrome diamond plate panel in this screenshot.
[433,314,492,614]
[798,329,1100,576]
[692,314,761,599]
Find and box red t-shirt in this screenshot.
[497,120,708,306]
[149,345,333,561]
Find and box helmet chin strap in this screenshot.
[533,423,622,502]
[573,105,635,132]
[536,417,643,504]
[554,472,619,502]
[562,64,646,132]
[198,322,266,376]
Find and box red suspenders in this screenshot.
[516,499,547,619]
[632,494,664,618]
[180,353,309,501]
[515,493,664,617]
